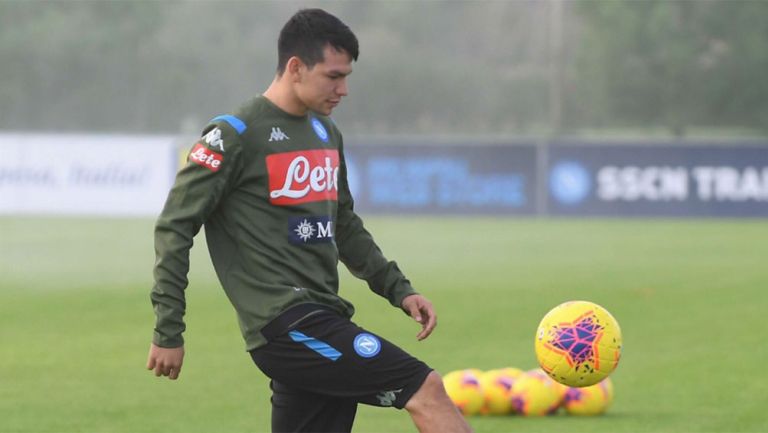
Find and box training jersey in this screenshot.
[151,96,416,351]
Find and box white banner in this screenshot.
[0,133,179,216]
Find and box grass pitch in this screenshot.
[1,216,766,433]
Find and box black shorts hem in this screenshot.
[391,367,433,410]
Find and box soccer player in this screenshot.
[146,8,473,433]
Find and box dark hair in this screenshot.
[277,8,359,75]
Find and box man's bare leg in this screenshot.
[405,371,474,433]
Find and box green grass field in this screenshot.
[1,216,767,433]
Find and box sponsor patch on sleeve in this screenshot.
[203,127,225,152]
[189,143,223,172]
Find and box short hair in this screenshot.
[277,8,359,75]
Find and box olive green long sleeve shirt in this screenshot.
[151,96,416,350]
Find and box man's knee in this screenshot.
[405,371,452,412]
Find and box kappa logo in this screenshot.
[203,128,225,152]
[269,127,290,142]
[375,389,403,407]
[353,333,381,358]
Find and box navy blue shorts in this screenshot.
[249,304,433,432]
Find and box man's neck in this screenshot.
[262,77,308,117]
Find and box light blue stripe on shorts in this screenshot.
[288,330,343,361]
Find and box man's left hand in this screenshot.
[401,294,437,341]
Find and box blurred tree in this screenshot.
[0,1,556,135]
[571,0,768,136]
[0,0,765,137]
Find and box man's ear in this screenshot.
[286,56,304,83]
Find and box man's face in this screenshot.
[294,45,353,116]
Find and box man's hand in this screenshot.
[146,343,185,380]
[401,294,437,341]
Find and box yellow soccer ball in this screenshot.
[499,367,524,380]
[478,369,519,415]
[563,377,615,415]
[509,370,563,416]
[527,368,569,405]
[535,301,622,387]
[443,369,484,416]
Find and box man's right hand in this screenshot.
[146,343,185,380]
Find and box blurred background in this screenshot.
[3,0,768,218]
[1,1,767,433]
[2,0,767,137]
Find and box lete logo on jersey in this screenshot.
[189,143,223,172]
[267,149,339,205]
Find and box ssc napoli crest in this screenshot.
[353,333,381,358]
[550,161,591,205]
[311,118,329,143]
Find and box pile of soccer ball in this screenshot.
[443,367,615,416]
[444,301,622,417]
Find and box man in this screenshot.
[146,8,472,433]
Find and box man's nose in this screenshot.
[336,78,348,96]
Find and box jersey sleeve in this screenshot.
[150,119,245,348]
[334,134,417,309]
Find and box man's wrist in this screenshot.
[396,291,419,313]
[152,331,184,348]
